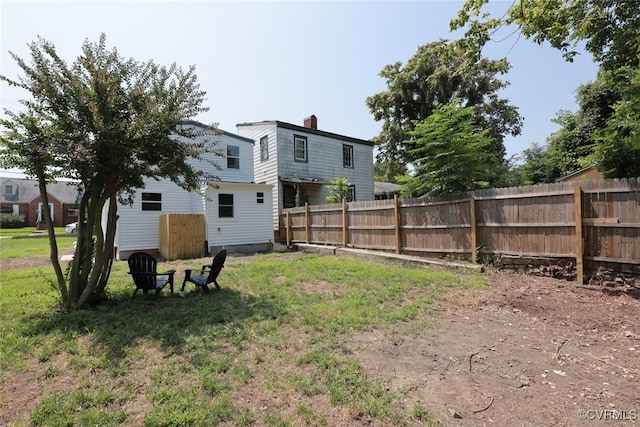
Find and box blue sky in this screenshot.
[1,0,598,168]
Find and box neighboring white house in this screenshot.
[236,115,375,234]
[112,121,273,259]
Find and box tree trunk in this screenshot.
[77,192,117,307]
[36,173,68,306]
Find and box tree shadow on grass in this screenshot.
[22,286,287,365]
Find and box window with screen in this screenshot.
[218,194,234,217]
[227,145,240,169]
[141,193,162,211]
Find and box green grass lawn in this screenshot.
[0,240,487,426]
[0,226,67,238]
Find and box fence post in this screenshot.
[394,194,401,254]
[305,202,310,244]
[470,196,477,263]
[342,198,348,246]
[574,187,584,284]
[286,211,291,247]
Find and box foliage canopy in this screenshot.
[0,34,219,309]
[366,39,521,187]
[451,0,640,71]
[452,0,640,180]
[325,177,354,204]
[406,100,496,197]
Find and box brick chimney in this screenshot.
[303,115,317,130]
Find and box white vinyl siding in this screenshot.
[206,183,273,248]
[237,123,280,229]
[174,124,254,183]
[115,178,204,254]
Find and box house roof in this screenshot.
[374,181,401,195]
[236,120,374,146]
[179,120,255,144]
[555,166,602,182]
[280,176,332,185]
[0,178,81,204]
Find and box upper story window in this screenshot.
[3,183,18,201]
[141,193,162,211]
[260,135,269,161]
[343,144,354,168]
[294,135,308,162]
[227,145,240,169]
[218,194,234,218]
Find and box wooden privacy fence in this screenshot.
[159,213,206,260]
[281,178,640,282]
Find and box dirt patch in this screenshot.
[348,271,640,426]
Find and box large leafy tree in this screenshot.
[516,66,636,182]
[373,159,405,184]
[509,142,559,185]
[0,35,219,309]
[452,0,640,178]
[591,66,640,177]
[405,100,497,196]
[451,0,640,71]
[366,39,522,186]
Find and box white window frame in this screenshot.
[218,194,234,218]
[260,135,269,161]
[37,202,54,222]
[294,135,308,162]
[5,184,16,196]
[141,192,162,211]
[227,145,240,169]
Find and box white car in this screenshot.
[65,222,78,235]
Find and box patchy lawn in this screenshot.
[1,245,638,426]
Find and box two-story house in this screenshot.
[112,121,273,259]
[236,115,374,237]
[0,177,81,228]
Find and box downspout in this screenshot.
[201,182,210,256]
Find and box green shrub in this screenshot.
[0,213,25,229]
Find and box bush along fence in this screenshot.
[280,178,640,285]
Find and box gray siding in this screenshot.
[276,127,374,201]
[237,121,374,231]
